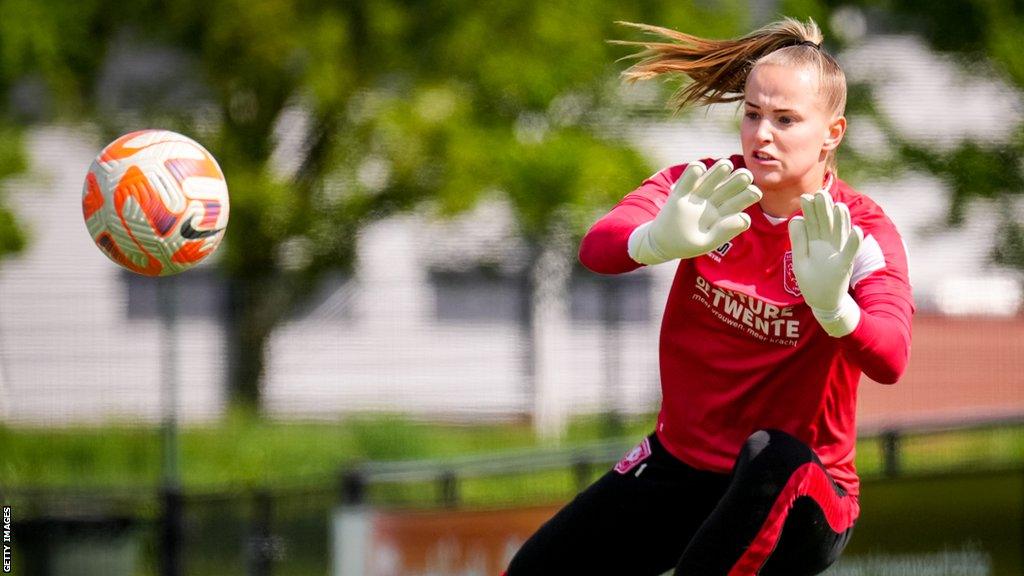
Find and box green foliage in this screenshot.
[0,206,26,257]
[899,140,1024,225]
[779,0,832,30]
[842,0,996,68]
[0,124,25,258]
[501,128,653,240]
[0,0,111,114]
[994,214,1024,269]
[834,0,1024,270]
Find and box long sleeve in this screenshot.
[841,292,913,384]
[579,166,683,274]
[839,205,915,384]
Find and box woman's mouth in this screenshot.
[753,150,776,161]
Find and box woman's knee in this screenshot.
[736,429,815,476]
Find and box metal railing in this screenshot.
[340,415,1024,507]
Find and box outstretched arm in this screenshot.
[580,159,761,274]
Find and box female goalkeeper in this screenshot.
[505,17,914,576]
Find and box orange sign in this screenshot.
[366,505,558,575]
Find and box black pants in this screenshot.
[506,430,856,576]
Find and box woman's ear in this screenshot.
[822,116,847,152]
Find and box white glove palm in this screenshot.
[788,191,863,337]
[629,159,763,265]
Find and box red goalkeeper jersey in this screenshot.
[579,155,914,497]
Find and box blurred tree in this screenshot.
[0,125,26,258]
[0,0,151,265]
[0,0,753,413]
[0,0,64,258]
[134,0,760,414]
[816,0,1024,270]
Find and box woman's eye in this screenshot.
[745,111,759,120]
[778,116,794,125]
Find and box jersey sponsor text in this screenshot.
[694,275,800,345]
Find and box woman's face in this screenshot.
[741,63,843,196]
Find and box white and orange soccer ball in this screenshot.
[82,129,229,276]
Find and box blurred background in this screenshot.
[0,0,1022,574]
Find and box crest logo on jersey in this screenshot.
[783,251,802,297]
[614,437,652,475]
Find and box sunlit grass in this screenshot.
[1,411,1020,500]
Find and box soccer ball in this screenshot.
[82,129,229,276]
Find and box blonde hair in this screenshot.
[614,18,847,170]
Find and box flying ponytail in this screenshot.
[614,18,846,170]
[614,18,842,114]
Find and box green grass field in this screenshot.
[3,414,1022,576]
[1,411,1021,492]
[0,412,654,490]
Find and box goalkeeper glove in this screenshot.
[788,190,863,337]
[628,159,762,265]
